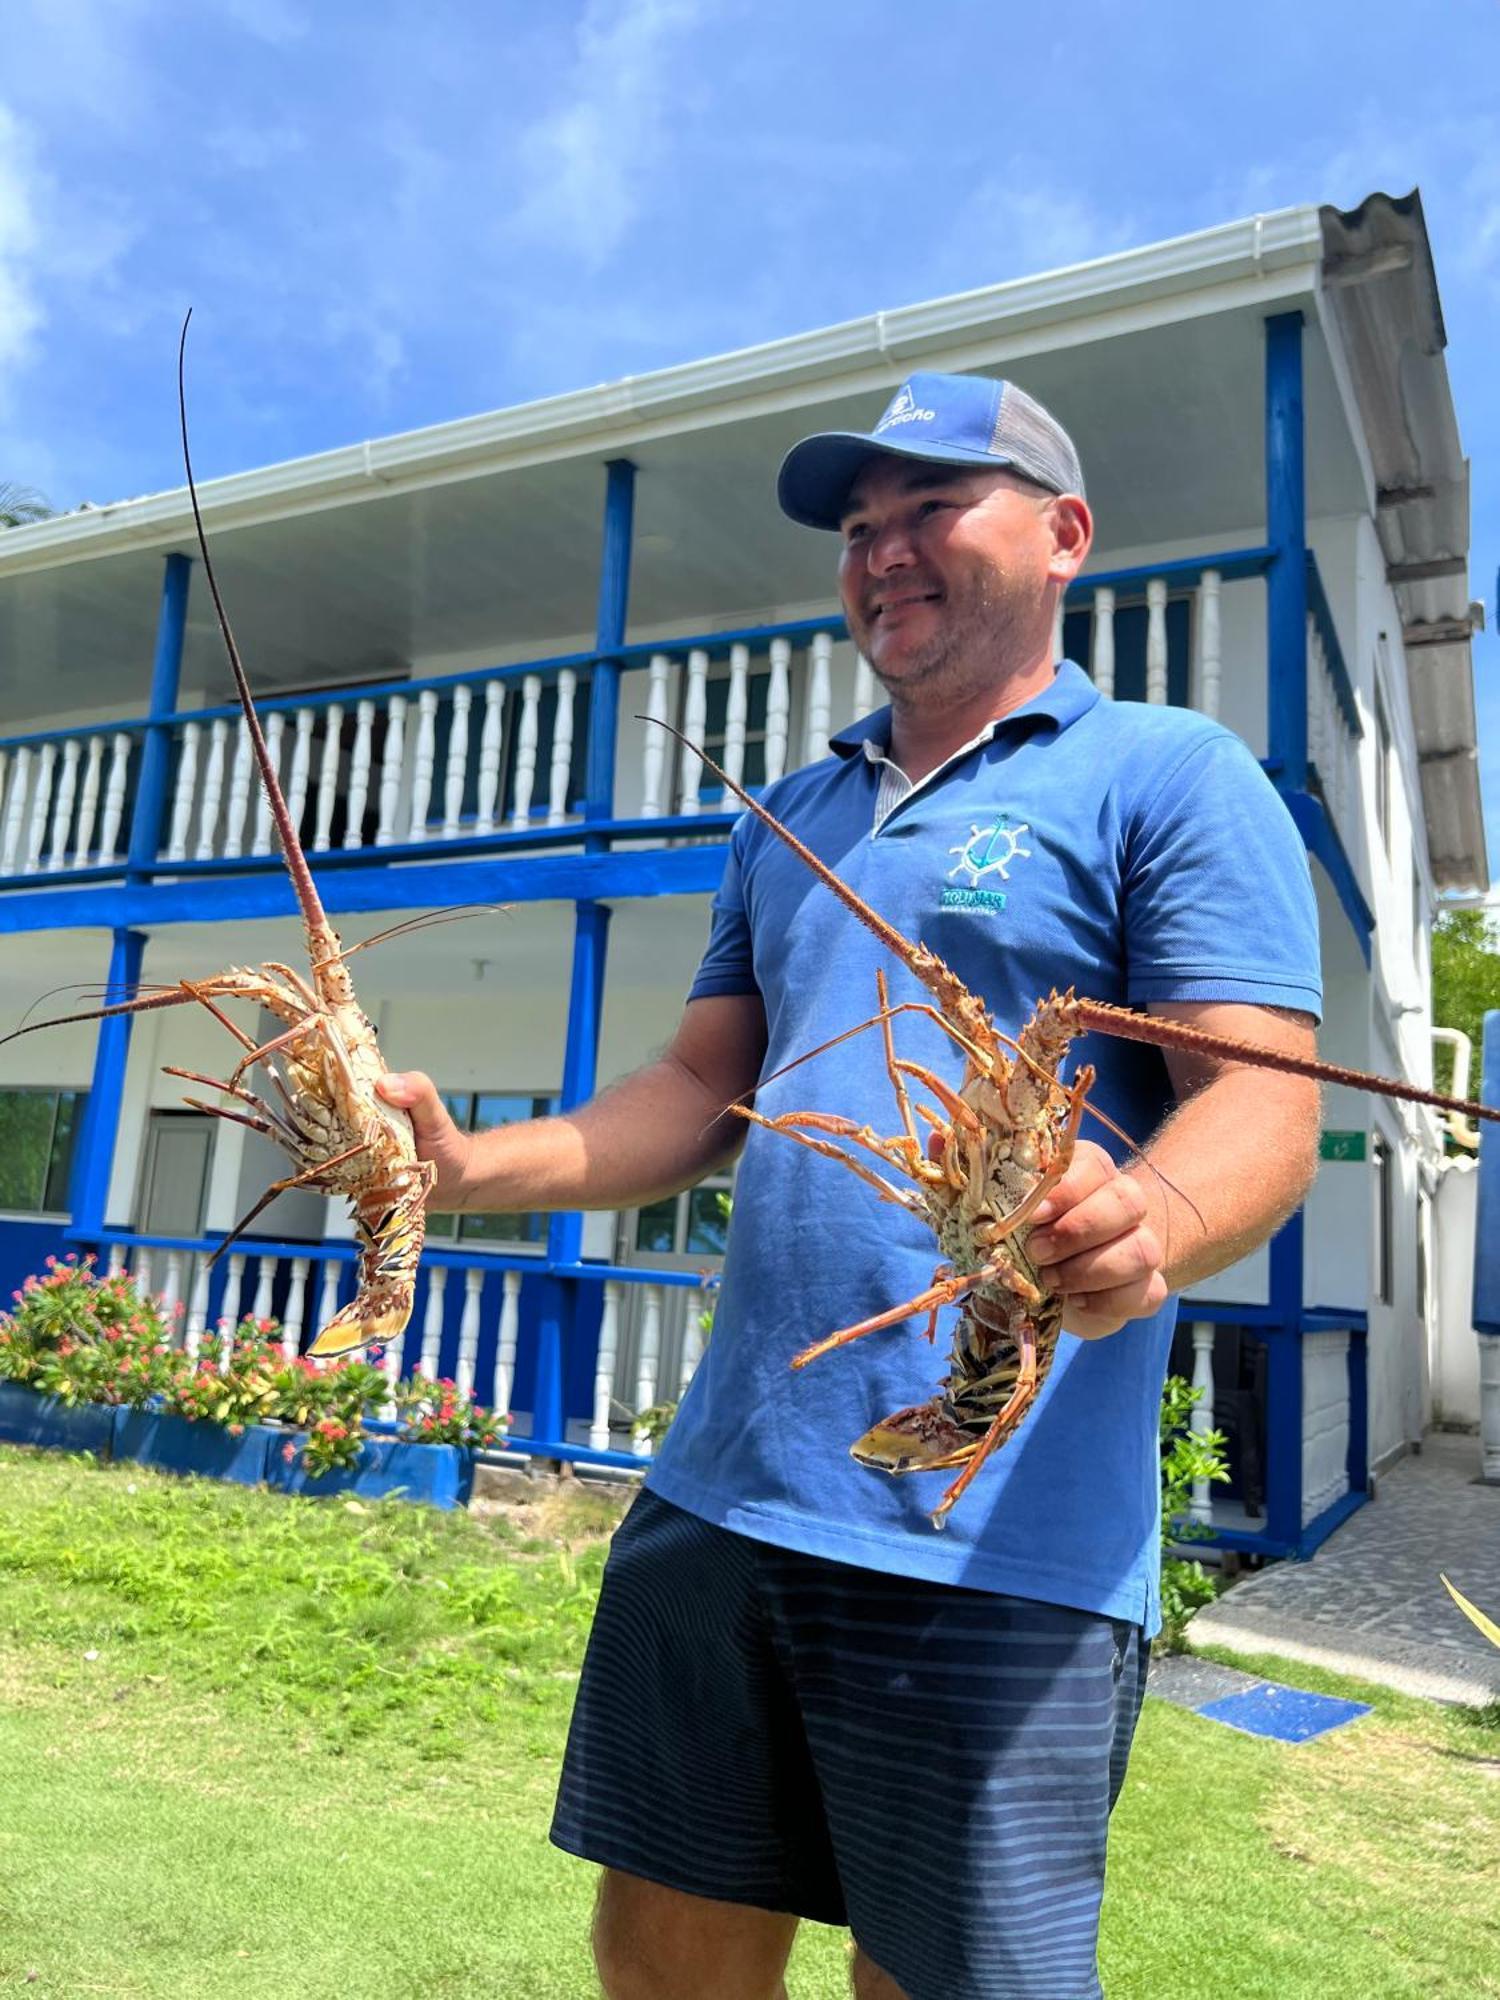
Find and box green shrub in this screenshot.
[1158,1373,1230,1651]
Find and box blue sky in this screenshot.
[3,0,1499,875]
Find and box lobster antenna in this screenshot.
[1075,997,1500,1127]
[178,311,329,942]
[641,719,959,990]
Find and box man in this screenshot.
[381,372,1322,1999]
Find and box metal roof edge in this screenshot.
[0,204,1326,580]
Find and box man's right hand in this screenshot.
[378,1072,474,1209]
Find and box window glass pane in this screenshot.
[0,1092,55,1212]
[633,1197,679,1255]
[43,1091,84,1212]
[685,1186,731,1257]
[459,1209,546,1246]
[473,1093,538,1131]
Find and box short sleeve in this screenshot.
[1123,730,1323,1019]
[687,821,761,1001]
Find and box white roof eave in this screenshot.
[0,205,1327,580]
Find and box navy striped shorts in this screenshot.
[551,1491,1148,2000]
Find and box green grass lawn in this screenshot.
[0,1447,1494,1998]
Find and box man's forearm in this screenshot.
[1127,1067,1319,1295]
[452,1055,745,1216]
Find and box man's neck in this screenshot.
[885,655,1057,784]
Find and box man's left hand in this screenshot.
[1023,1140,1168,1340]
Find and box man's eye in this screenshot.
[842,521,871,545]
[915,498,951,520]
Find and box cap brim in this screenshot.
[776,430,1037,531]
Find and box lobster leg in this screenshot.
[930,1322,1041,1527]
[206,1140,371,1269]
[791,1266,991,1368]
[736,1106,929,1207]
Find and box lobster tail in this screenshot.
[305,1160,435,1358]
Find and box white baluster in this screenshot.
[592,1280,621,1450]
[317,1259,343,1340]
[765,638,791,783]
[98,734,132,864]
[286,708,315,838]
[195,719,229,860]
[852,652,878,723]
[678,651,709,815]
[409,689,438,840]
[493,1270,521,1418]
[250,711,285,856]
[443,685,471,839]
[547,669,577,825]
[0,746,29,876]
[375,694,407,846]
[24,741,56,873]
[73,736,103,868]
[420,1265,448,1378]
[221,1251,247,1346]
[1196,569,1222,720]
[47,738,80,871]
[511,676,541,828]
[381,1321,404,1410]
[343,700,375,849]
[723,644,750,796]
[222,720,253,859]
[1306,618,1327,789]
[476,683,504,834]
[166,723,200,863]
[803,632,833,767]
[640,656,672,816]
[251,1255,276,1329]
[107,1242,126,1278]
[456,1268,483,1397]
[1145,578,1169,705]
[1051,595,1066,666]
[185,1256,211,1358]
[161,1250,184,1315]
[134,1247,154,1298]
[679,1286,709,1397]
[1189,1321,1217,1525]
[1090,586,1115,697]
[283,1257,309,1360]
[633,1286,663,1457]
[313,705,343,852]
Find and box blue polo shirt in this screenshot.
[646,663,1322,1632]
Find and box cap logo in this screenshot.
[875,382,936,434]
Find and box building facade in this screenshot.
[0,189,1485,1557]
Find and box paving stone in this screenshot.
[1190,1431,1500,1705]
[1146,1653,1262,1710]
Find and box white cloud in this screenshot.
[217,0,309,45]
[923,172,1137,298]
[0,106,46,380]
[511,0,712,266]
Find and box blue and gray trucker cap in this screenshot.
[777,370,1085,530]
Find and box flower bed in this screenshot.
[0,1254,507,1510]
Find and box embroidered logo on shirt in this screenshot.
[941,817,1032,915]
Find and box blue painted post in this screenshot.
[68,928,146,1240]
[1473,1012,1500,1480]
[1265,312,1307,790]
[127,552,192,878]
[585,459,636,831]
[1264,1207,1305,1553]
[535,900,613,1449]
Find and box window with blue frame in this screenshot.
[0,1088,87,1215]
[425,1090,557,1247]
[1061,597,1192,704]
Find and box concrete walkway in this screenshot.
[1188,1429,1500,1705]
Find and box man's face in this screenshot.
[837,456,1085,704]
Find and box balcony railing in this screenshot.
[0,545,1356,896]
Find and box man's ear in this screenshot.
[1046,494,1093,583]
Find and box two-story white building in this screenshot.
[0,187,1484,1557]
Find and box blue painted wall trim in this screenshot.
[126,554,191,879]
[586,459,636,828]
[68,927,146,1238]
[1474,1012,1500,1333]
[1265,312,1308,790]
[1280,789,1374,964]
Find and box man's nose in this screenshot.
[862,519,918,575]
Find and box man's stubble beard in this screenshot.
[858,567,1042,716]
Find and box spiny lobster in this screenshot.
[0,317,435,1358]
[658,722,1498,1525]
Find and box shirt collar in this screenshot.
[830,658,1100,760]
